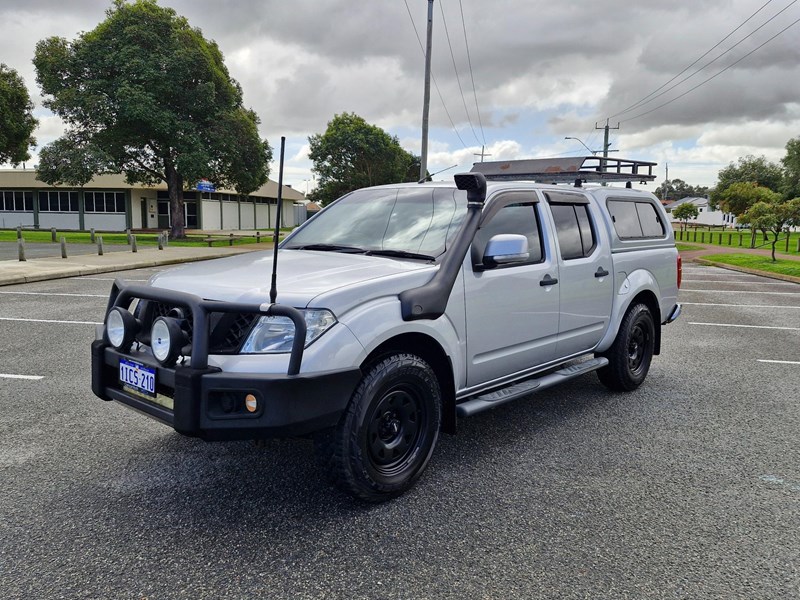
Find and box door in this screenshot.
[140,200,147,230]
[544,191,613,357]
[464,193,560,388]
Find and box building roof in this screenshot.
[665,196,709,210]
[0,169,304,201]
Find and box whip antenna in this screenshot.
[269,136,286,304]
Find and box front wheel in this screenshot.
[315,353,442,502]
[597,303,655,392]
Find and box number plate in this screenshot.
[119,358,156,398]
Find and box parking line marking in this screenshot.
[0,373,44,380]
[0,291,107,298]
[0,317,101,325]
[681,302,800,309]
[757,359,800,365]
[690,322,800,331]
[681,280,795,286]
[681,289,800,295]
[78,277,149,282]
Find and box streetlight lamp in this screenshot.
[564,136,599,155]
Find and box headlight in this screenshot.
[241,309,336,354]
[151,316,187,366]
[106,307,138,351]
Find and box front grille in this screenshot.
[134,300,257,355]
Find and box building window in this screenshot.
[1,191,34,212]
[38,190,79,212]
[85,191,126,213]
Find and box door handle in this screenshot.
[540,274,558,286]
[595,267,610,278]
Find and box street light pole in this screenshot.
[564,136,598,155]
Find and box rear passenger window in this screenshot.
[550,203,596,260]
[608,199,665,239]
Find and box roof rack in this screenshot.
[470,156,657,184]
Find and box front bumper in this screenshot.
[92,340,361,441]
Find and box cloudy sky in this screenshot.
[2,0,799,193]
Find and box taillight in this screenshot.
[677,254,682,289]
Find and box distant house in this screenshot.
[665,196,737,227]
[0,170,305,232]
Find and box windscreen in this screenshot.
[286,187,467,258]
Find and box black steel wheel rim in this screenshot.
[627,320,650,374]
[366,385,425,476]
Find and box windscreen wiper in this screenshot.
[287,243,367,253]
[365,249,435,261]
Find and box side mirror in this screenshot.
[482,234,529,268]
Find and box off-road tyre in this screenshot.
[597,303,655,392]
[314,353,441,502]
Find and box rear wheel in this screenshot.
[597,303,655,391]
[315,353,441,502]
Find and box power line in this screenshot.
[611,0,779,119]
[439,0,481,145]
[458,0,485,146]
[621,14,800,123]
[403,0,469,150]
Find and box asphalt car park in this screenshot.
[0,262,798,599]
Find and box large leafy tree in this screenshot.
[717,182,780,217]
[739,198,800,261]
[308,112,418,206]
[781,137,800,201]
[33,0,271,238]
[710,155,783,209]
[0,64,38,166]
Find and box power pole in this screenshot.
[662,162,669,202]
[474,145,491,162]
[419,0,434,183]
[595,119,619,186]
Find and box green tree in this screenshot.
[739,198,800,261]
[781,137,800,201]
[710,155,783,209]
[656,178,708,202]
[33,0,271,238]
[717,182,780,217]
[0,64,38,166]
[308,112,418,206]
[671,202,699,230]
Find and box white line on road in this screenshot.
[690,322,800,331]
[0,317,101,325]
[77,277,149,281]
[681,289,800,295]
[681,280,795,286]
[0,373,44,380]
[0,291,107,298]
[681,302,800,309]
[757,359,800,365]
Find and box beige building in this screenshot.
[0,170,305,232]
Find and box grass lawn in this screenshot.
[0,229,283,247]
[674,228,800,256]
[676,243,703,252]
[700,253,800,279]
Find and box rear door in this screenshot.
[463,192,560,387]
[544,190,613,357]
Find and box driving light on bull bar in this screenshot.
[106,307,138,351]
[241,309,336,354]
[151,316,187,366]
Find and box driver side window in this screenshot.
[472,201,543,267]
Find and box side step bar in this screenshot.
[456,357,609,418]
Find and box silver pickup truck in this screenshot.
[92,171,681,501]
